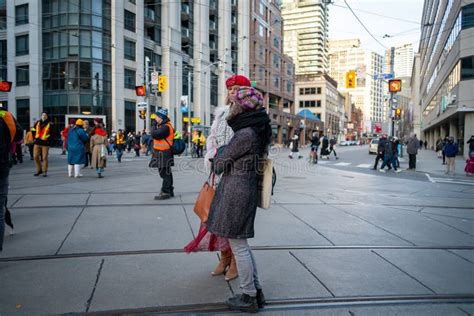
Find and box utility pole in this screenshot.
[187,68,192,152]
[390,91,395,137]
[145,56,150,132]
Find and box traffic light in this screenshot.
[394,108,402,120]
[138,109,146,120]
[135,85,146,96]
[0,81,12,92]
[346,71,356,89]
[158,75,167,93]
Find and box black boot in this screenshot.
[154,193,171,200]
[257,289,266,308]
[227,294,258,313]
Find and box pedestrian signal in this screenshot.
[346,71,356,89]
[138,109,146,120]
[135,85,146,96]
[158,76,167,92]
[388,79,402,93]
[0,81,12,92]
[394,108,402,120]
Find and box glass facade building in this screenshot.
[42,0,112,138]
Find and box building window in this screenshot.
[287,82,292,93]
[273,54,280,68]
[15,4,28,25]
[124,39,136,61]
[317,87,322,94]
[129,0,136,4]
[316,100,321,107]
[273,75,279,88]
[124,68,136,89]
[258,22,265,37]
[15,35,29,56]
[16,65,29,86]
[273,37,279,49]
[259,1,265,16]
[125,100,136,132]
[124,10,136,32]
[287,64,293,76]
[16,99,30,130]
[462,3,474,29]
[0,40,6,80]
[461,55,474,80]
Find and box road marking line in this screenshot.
[357,164,372,168]
[317,160,330,164]
[425,173,435,183]
[334,162,351,166]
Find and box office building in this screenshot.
[416,0,474,157]
[329,39,384,134]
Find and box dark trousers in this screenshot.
[373,153,383,169]
[330,146,337,157]
[442,151,446,164]
[28,144,34,159]
[409,154,416,169]
[0,170,9,251]
[84,152,92,167]
[159,167,174,194]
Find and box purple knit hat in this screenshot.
[231,87,263,110]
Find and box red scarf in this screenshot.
[95,127,107,137]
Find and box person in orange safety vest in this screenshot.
[33,112,51,177]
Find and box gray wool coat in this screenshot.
[207,127,261,239]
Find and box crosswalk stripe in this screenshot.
[357,164,372,168]
[334,162,351,166]
[317,160,330,164]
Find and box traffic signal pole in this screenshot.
[390,92,395,137]
[145,57,150,132]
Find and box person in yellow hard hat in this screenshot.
[192,130,206,158]
[66,119,89,178]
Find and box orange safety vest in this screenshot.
[116,134,124,145]
[35,121,50,141]
[153,122,174,151]
[0,110,16,143]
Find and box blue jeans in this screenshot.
[380,155,392,170]
[116,148,124,162]
[228,238,262,297]
[0,170,10,251]
[96,167,104,174]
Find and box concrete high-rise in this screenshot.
[329,39,384,134]
[416,0,474,157]
[384,43,415,78]
[281,0,329,74]
[0,0,250,141]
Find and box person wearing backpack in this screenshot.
[1,108,23,252]
[150,108,175,200]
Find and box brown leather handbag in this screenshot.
[193,174,215,223]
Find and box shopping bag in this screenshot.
[193,175,215,223]
[258,158,273,209]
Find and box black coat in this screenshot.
[207,127,261,239]
[149,119,174,168]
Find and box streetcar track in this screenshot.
[63,294,474,315]
[1,245,473,263]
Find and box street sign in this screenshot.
[151,71,159,85]
[374,73,394,80]
[183,117,201,124]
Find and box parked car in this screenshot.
[340,141,350,146]
[369,138,379,154]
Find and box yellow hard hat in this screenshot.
[76,119,84,126]
[150,113,157,119]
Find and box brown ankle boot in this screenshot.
[211,250,232,276]
[225,254,238,281]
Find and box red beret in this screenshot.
[225,75,251,88]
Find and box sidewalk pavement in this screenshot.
[407,148,472,178]
[1,148,473,315]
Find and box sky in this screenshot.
[328,0,425,55]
